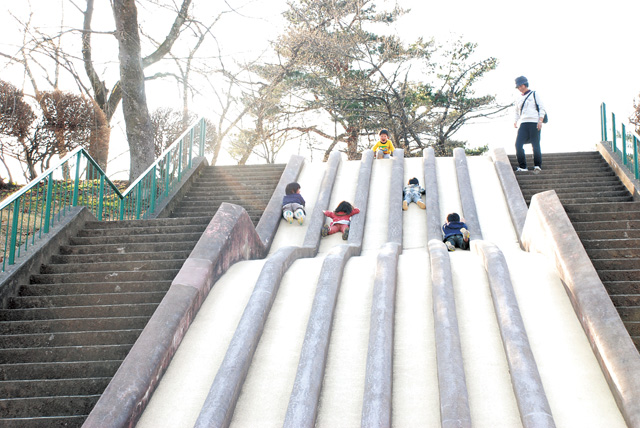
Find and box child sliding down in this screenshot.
[403,177,426,210]
[321,201,360,240]
[442,212,471,251]
[282,182,306,225]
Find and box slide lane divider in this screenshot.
[360,149,405,426]
[489,147,527,243]
[453,148,482,240]
[472,240,556,428]
[429,239,472,428]
[424,148,442,243]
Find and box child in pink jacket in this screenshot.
[321,201,360,240]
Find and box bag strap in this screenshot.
[533,91,540,113]
[520,91,534,114]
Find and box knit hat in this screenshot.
[408,177,419,185]
[515,76,528,87]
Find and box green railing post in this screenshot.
[634,135,639,179]
[72,151,82,206]
[612,112,617,153]
[97,174,105,221]
[8,200,21,265]
[43,174,54,234]
[165,153,171,197]
[135,184,142,219]
[188,128,194,169]
[119,199,125,220]
[149,165,157,216]
[177,138,184,182]
[200,119,206,157]
[622,123,627,165]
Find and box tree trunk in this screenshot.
[111,0,155,181]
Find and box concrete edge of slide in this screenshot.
[348,150,374,247]
[424,148,442,242]
[522,189,640,428]
[83,203,266,428]
[453,148,483,240]
[471,240,555,428]
[256,154,306,249]
[387,149,404,245]
[429,239,471,428]
[361,241,401,427]
[489,147,528,242]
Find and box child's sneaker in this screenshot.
[321,225,330,237]
[297,215,305,225]
[294,209,305,225]
[416,200,426,209]
[402,200,408,211]
[342,227,350,240]
[284,210,294,224]
[460,228,470,242]
[445,241,455,252]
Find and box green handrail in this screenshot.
[0,116,206,272]
[600,102,640,180]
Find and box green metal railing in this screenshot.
[600,102,640,179]
[0,117,206,272]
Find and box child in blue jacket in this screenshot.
[442,212,470,251]
[282,182,305,225]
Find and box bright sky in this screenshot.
[2,0,640,178]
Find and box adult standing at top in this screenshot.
[372,129,395,159]
[514,76,546,173]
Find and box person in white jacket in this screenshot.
[514,76,546,173]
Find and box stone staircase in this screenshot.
[0,163,285,427]
[510,151,640,351]
[170,164,286,225]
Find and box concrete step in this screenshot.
[625,321,640,336]
[577,229,640,241]
[522,188,630,201]
[68,232,202,246]
[563,202,640,214]
[518,182,627,194]
[0,394,99,418]
[0,316,149,335]
[592,258,640,270]
[580,238,640,250]
[586,247,640,259]
[569,211,640,222]
[603,281,640,295]
[0,360,121,381]
[18,281,172,296]
[0,377,110,398]
[83,217,210,229]
[40,259,185,274]
[30,269,179,284]
[598,269,640,281]
[573,220,640,232]
[8,291,165,309]
[0,303,158,321]
[0,329,142,349]
[59,241,195,255]
[551,195,634,205]
[0,344,132,364]
[516,175,620,187]
[611,295,640,306]
[618,306,640,321]
[77,224,206,237]
[50,251,192,265]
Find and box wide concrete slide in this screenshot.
[136,155,626,427]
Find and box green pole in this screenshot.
[43,174,54,234]
[97,174,105,221]
[72,151,82,206]
[200,119,206,157]
[149,166,157,216]
[622,123,627,165]
[188,128,194,169]
[612,113,617,153]
[634,135,639,179]
[8,200,20,265]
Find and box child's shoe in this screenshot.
[342,227,350,240]
[445,241,455,252]
[416,200,426,209]
[321,225,330,237]
[460,228,470,242]
[402,200,408,211]
[284,210,294,224]
[294,209,305,225]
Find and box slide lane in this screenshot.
[465,155,626,427]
